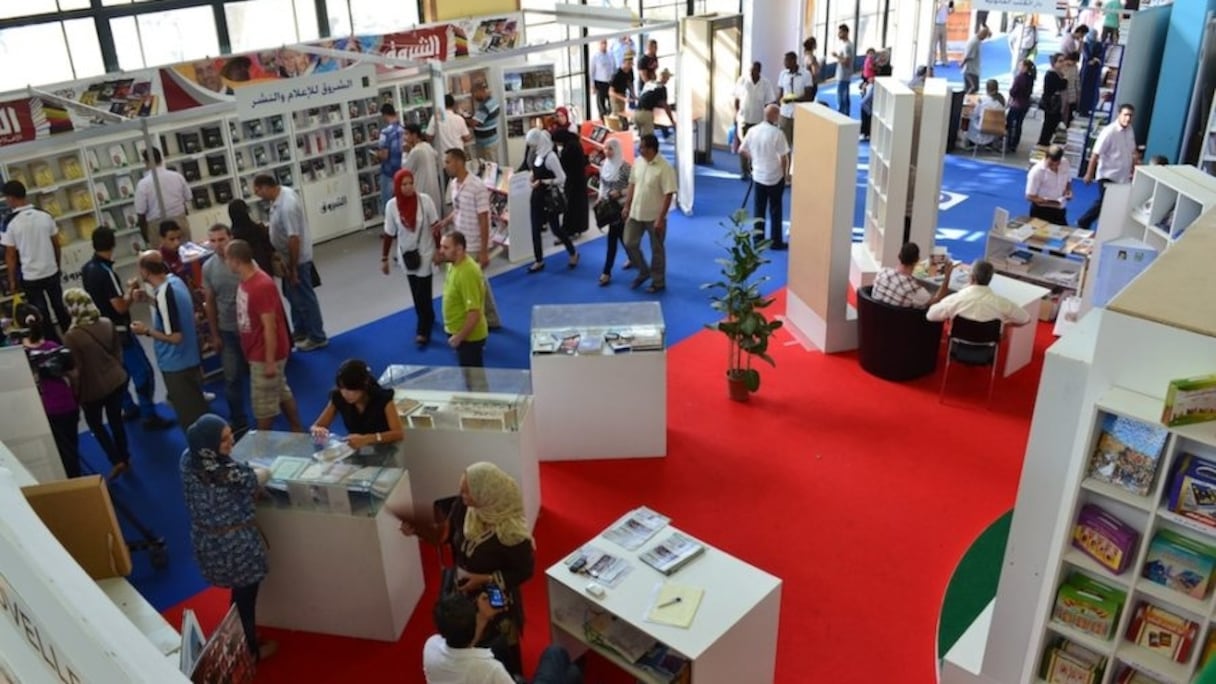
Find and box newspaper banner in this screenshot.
[235,64,375,118]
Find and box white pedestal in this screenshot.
[506,171,534,264]
[532,352,667,460]
[398,404,541,531]
[301,174,362,244]
[254,474,425,641]
[988,274,1049,378]
[784,290,858,354]
[849,242,879,292]
[546,523,782,684]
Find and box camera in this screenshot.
[27,346,74,380]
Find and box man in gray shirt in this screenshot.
[961,25,990,95]
[202,223,249,435]
[253,173,328,351]
[832,24,855,116]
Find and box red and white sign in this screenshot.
[0,100,39,148]
[378,26,454,63]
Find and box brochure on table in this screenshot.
[531,301,666,356]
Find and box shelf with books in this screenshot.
[1114,641,1191,684]
[232,132,290,149]
[1135,578,1211,622]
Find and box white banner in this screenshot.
[972,0,1060,12]
[236,65,376,118]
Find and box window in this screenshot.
[0,23,74,91]
[226,0,299,54]
[139,7,220,67]
[349,0,419,34]
[63,18,106,79]
[0,0,58,21]
[110,16,145,72]
[294,0,319,42]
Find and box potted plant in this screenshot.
[703,209,784,402]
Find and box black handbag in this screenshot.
[402,248,422,271]
[593,198,622,228]
[543,184,567,217]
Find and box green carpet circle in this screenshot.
[937,510,1012,658]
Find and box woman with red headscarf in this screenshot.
[380,169,440,348]
[551,107,578,136]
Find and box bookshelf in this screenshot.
[853,77,914,289]
[502,63,557,163]
[1202,96,1216,178]
[546,521,781,684]
[290,104,350,187]
[158,120,234,241]
[82,133,145,249]
[579,120,635,200]
[2,148,97,287]
[349,80,435,229]
[229,112,292,224]
[984,213,1092,294]
[286,101,360,244]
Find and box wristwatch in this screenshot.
[375,432,382,443]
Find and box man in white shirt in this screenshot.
[252,173,328,350]
[871,242,952,308]
[1078,103,1138,230]
[776,51,812,149]
[740,105,790,250]
[832,25,855,116]
[134,147,191,248]
[590,40,617,120]
[435,148,501,329]
[933,1,953,65]
[2,180,69,342]
[926,260,1032,327]
[734,61,777,180]
[427,94,474,194]
[1025,145,1074,225]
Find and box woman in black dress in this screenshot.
[227,200,275,275]
[524,129,578,273]
[554,127,589,239]
[309,359,403,449]
[1038,54,1069,147]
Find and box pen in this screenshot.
[657,597,682,609]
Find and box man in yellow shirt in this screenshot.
[621,134,677,293]
[440,232,488,368]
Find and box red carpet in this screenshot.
[164,290,1047,683]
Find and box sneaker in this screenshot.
[141,415,176,431]
[203,391,216,402]
[296,338,329,352]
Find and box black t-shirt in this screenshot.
[637,54,658,78]
[638,84,668,111]
[610,69,633,96]
[330,384,394,435]
[80,255,129,328]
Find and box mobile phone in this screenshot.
[484,584,506,609]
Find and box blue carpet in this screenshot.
[87,75,1095,611]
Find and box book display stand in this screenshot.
[852,77,914,291]
[502,63,557,162]
[972,209,1216,684]
[228,430,425,642]
[159,119,235,242]
[530,302,666,461]
[784,102,860,353]
[351,82,434,228]
[230,111,293,224]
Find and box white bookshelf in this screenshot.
[851,77,914,289]
[501,63,556,163]
[350,80,434,229]
[909,78,950,259]
[229,112,293,224]
[157,119,234,241]
[1202,96,1216,177]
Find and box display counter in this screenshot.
[230,430,424,641]
[380,364,541,531]
[530,302,667,461]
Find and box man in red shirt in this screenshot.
[226,239,302,431]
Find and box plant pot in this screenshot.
[727,372,750,402]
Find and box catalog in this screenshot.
[640,532,706,576]
[602,506,670,551]
[566,545,631,588]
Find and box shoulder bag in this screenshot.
[540,153,568,217]
[593,196,622,228]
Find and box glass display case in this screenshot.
[230,430,405,517]
[378,364,532,432]
[530,302,666,355]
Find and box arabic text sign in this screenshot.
[235,64,376,118]
[0,99,41,148]
[972,0,1060,12]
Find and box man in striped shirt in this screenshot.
[871,243,952,309]
[468,81,501,165]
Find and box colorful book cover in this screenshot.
[115,176,135,199]
[1085,414,1170,496]
[1126,602,1198,663]
[1163,375,1216,427]
[1141,529,1216,599]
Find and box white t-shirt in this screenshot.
[926,285,1032,325]
[1026,159,1072,205]
[777,69,812,118]
[936,1,950,24]
[383,194,439,277]
[1,205,59,280]
[427,110,471,156]
[1093,122,1137,183]
[134,166,191,220]
[735,75,777,125]
[421,634,514,684]
[267,186,312,263]
[836,40,854,78]
[739,122,790,186]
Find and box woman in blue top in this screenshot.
[180,414,275,661]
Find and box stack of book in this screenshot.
[1125,601,1199,663]
[640,532,705,576]
[1040,637,1107,683]
[1051,572,1125,639]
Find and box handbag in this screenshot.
[543,184,567,217]
[593,197,622,228]
[402,248,422,271]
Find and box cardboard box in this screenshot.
[1163,375,1216,427]
[21,475,132,579]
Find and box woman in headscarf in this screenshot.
[17,304,80,479]
[554,125,590,239]
[402,123,443,214]
[551,106,578,137]
[596,138,631,286]
[61,288,132,479]
[227,199,275,274]
[180,414,275,662]
[525,128,578,273]
[380,168,440,347]
[400,462,534,676]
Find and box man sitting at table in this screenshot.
[1025,145,1073,225]
[926,260,1032,327]
[871,242,953,308]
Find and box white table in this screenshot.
[546,522,782,684]
[924,270,1050,377]
[531,303,667,461]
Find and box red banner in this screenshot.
[377,26,453,63]
[0,99,47,148]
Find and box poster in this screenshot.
[47,70,166,119]
[190,604,254,684]
[235,64,375,117]
[0,98,50,147]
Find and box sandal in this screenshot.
[568,253,580,269]
[527,262,545,274]
[415,335,428,348]
[598,274,611,286]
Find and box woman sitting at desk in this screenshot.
[401,462,535,676]
[309,359,404,449]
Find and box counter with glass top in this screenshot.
[530,302,667,461]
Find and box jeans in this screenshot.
[380,173,395,217]
[754,180,787,245]
[594,81,611,120]
[121,333,157,419]
[532,645,583,684]
[23,274,68,343]
[281,261,326,343]
[162,366,210,435]
[1006,106,1029,150]
[531,198,575,263]
[47,409,81,478]
[1078,179,1111,230]
[624,218,666,288]
[602,220,625,276]
[934,23,948,63]
[219,330,250,432]
[407,274,436,339]
[836,78,851,116]
[82,385,130,466]
[455,338,486,368]
[231,582,261,659]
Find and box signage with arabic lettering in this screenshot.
[972,0,1059,11]
[235,65,376,118]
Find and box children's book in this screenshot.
[1085,413,1169,496]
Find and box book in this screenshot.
[566,545,631,587]
[59,156,83,180]
[1162,375,1216,427]
[1084,413,1169,496]
[585,611,656,663]
[1125,601,1198,663]
[69,188,92,212]
[31,162,55,187]
[602,506,670,551]
[640,532,705,576]
[1141,529,1216,600]
[646,581,705,628]
[1051,573,1125,639]
[1115,668,1168,684]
